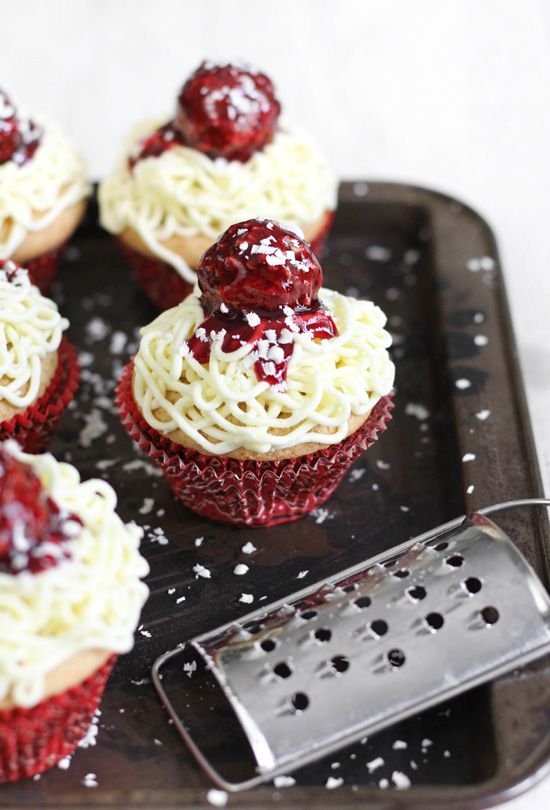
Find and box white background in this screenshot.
[2,1,550,806]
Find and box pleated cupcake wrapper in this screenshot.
[116,360,394,527]
[25,243,66,295]
[0,339,80,453]
[119,211,334,312]
[119,240,194,311]
[0,655,116,784]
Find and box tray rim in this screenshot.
[2,180,548,810]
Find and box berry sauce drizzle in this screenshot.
[0,89,42,167]
[0,445,81,575]
[186,219,337,389]
[129,61,280,169]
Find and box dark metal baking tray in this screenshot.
[2,182,549,809]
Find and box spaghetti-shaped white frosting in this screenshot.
[0,118,90,258]
[0,264,68,408]
[0,444,149,708]
[98,120,337,284]
[133,287,395,455]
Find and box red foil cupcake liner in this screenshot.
[24,243,66,294]
[0,655,116,784]
[119,211,334,312]
[116,360,393,527]
[119,240,194,311]
[0,338,80,453]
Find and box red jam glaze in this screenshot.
[187,219,337,388]
[128,122,186,170]
[0,445,81,575]
[175,62,281,162]
[0,89,42,167]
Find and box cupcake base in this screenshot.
[0,656,115,784]
[119,211,335,312]
[0,339,80,453]
[116,360,393,527]
[25,243,66,295]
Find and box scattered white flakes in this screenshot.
[410,759,418,770]
[366,245,391,262]
[297,570,309,579]
[57,755,72,770]
[455,378,471,390]
[378,778,389,789]
[195,536,204,547]
[245,311,261,327]
[473,312,485,324]
[239,593,254,604]
[366,756,385,773]
[81,773,98,788]
[466,484,475,494]
[176,596,186,604]
[234,563,249,576]
[372,483,379,491]
[443,749,451,758]
[32,773,42,781]
[153,738,163,746]
[274,774,296,788]
[183,661,197,678]
[404,248,420,265]
[86,317,110,342]
[149,527,169,546]
[421,738,433,749]
[331,761,341,769]
[157,508,165,517]
[400,505,410,512]
[207,788,228,807]
[476,409,491,421]
[95,458,119,471]
[376,460,391,470]
[467,256,495,272]
[242,541,256,554]
[139,498,155,515]
[311,507,335,524]
[193,563,211,579]
[109,330,127,355]
[79,409,108,448]
[353,181,369,196]
[78,350,94,367]
[385,287,401,301]
[392,740,408,750]
[326,776,343,789]
[168,587,175,595]
[474,334,489,346]
[462,452,476,462]
[405,403,430,421]
[140,629,152,638]
[392,771,411,790]
[349,468,366,482]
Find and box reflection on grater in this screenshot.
[153,499,550,791]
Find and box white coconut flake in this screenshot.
[366,756,385,773]
[455,378,472,390]
[474,334,489,346]
[242,542,256,554]
[193,564,211,579]
[376,460,391,470]
[476,409,491,421]
[349,468,366,482]
[139,498,155,515]
[466,484,475,494]
[392,771,411,790]
[86,317,110,343]
[81,773,98,788]
[207,788,228,807]
[274,775,296,788]
[326,776,343,789]
[462,452,476,462]
[392,740,408,750]
[239,593,254,604]
[109,330,127,354]
[297,570,309,579]
[183,661,197,678]
[366,245,391,262]
[234,564,249,576]
[195,536,204,547]
[405,403,430,421]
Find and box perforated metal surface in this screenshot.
[155,510,550,788]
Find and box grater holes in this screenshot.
[342,584,357,593]
[462,576,482,595]
[384,559,397,569]
[393,568,410,579]
[354,596,372,609]
[446,554,465,568]
[329,655,350,674]
[424,612,445,632]
[290,692,309,713]
[480,606,499,626]
[406,585,427,602]
[386,649,406,668]
[273,662,293,679]
[247,623,265,635]
[300,609,318,621]
[434,541,449,552]
[260,638,278,653]
[313,627,332,643]
[369,619,389,638]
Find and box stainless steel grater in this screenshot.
[152,498,550,791]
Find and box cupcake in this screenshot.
[0,259,79,452]
[117,218,394,527]
[99,61,337,310]
[0,442,149,782]
[0,88,90,293]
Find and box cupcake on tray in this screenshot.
[99,61,337,310]
[0,88,90,293]
[0,259,79,452]
[0,442,149,782]
[117,218,394,527]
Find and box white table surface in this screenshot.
[3,0,550,806]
